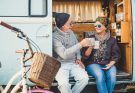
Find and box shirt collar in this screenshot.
[55,27,71,36]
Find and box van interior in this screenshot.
[53,0,132,81]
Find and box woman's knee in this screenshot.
[96,75,106,84]
[106,66,116,80]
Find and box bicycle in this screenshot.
[0,21,55,93]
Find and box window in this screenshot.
[0,0,47,17]
[29,0,47,17]
[53,1,102,22]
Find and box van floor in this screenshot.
[117,70,131,80]
[50,70,131,93]
[50,84,129,93]
[88,70,131,82]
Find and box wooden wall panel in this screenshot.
[71,24,95,33]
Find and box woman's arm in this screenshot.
[103,38,121,70]
[85,46,93,56]
[110,39,121,63]
[102,61,116,70]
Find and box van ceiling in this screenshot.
[53,0,101,1]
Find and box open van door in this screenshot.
[132,0,135,82]
[52,0,134,92]
[0,0,52,85]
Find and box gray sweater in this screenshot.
[53,27,82,64]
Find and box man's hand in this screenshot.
[80,38,91,47]
[75,59,85,69]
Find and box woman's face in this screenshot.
[94,21,106,34]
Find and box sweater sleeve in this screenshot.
[53,37,82,60]
[72,31,82,60]
[110,39,121,63]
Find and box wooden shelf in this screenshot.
[117,1,123,7]
[116,0,128,21]
[71,24,95,33]
[115,21,129,43]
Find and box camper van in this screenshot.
[0,0,135,92]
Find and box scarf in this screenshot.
[93,32,110,62]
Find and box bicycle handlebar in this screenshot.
[0,21,34,62]
[0,21,26,37]
[0,21,13,30]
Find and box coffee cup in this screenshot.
[87,38,95,46]
[94,41,100,49]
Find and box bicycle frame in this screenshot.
[3,38,33,93]
[1,21,54,93]
[0,21,33,93]
[3,56,27,93]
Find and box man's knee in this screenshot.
[57,80,71,87]
[78,76,89,85]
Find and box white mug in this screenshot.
[94,41,100,49]
[88,38,95,46]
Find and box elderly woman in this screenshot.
[82,17,121,93]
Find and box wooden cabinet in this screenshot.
[112,21,129,43]
[112,0,130,43]
[119,21,129,43]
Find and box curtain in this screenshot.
[53,1,103,22]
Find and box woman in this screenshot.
[82,17,121,93]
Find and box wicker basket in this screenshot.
[29,52,61,89]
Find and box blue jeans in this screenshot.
[86,64,116,93]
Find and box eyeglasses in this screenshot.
[65,21,75,26]
[94,24,102,28]
[70,22,75,26]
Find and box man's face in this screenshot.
[61,17,74,32]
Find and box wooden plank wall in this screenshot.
[109,0,132,74]
[71,24,95,33]
[125,0,132,74]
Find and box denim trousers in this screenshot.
[55,63,89,93]
[86,64,116,93]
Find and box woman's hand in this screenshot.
[102,61,116,70]
[75,59,85,69]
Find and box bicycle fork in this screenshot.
[21,56,27,93]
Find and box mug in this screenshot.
[94,41,100,49]
[88,38,95,46]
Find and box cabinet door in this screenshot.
[120,21,129,43]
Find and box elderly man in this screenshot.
[53,12,90,93]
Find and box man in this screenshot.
[53,12,90,93]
